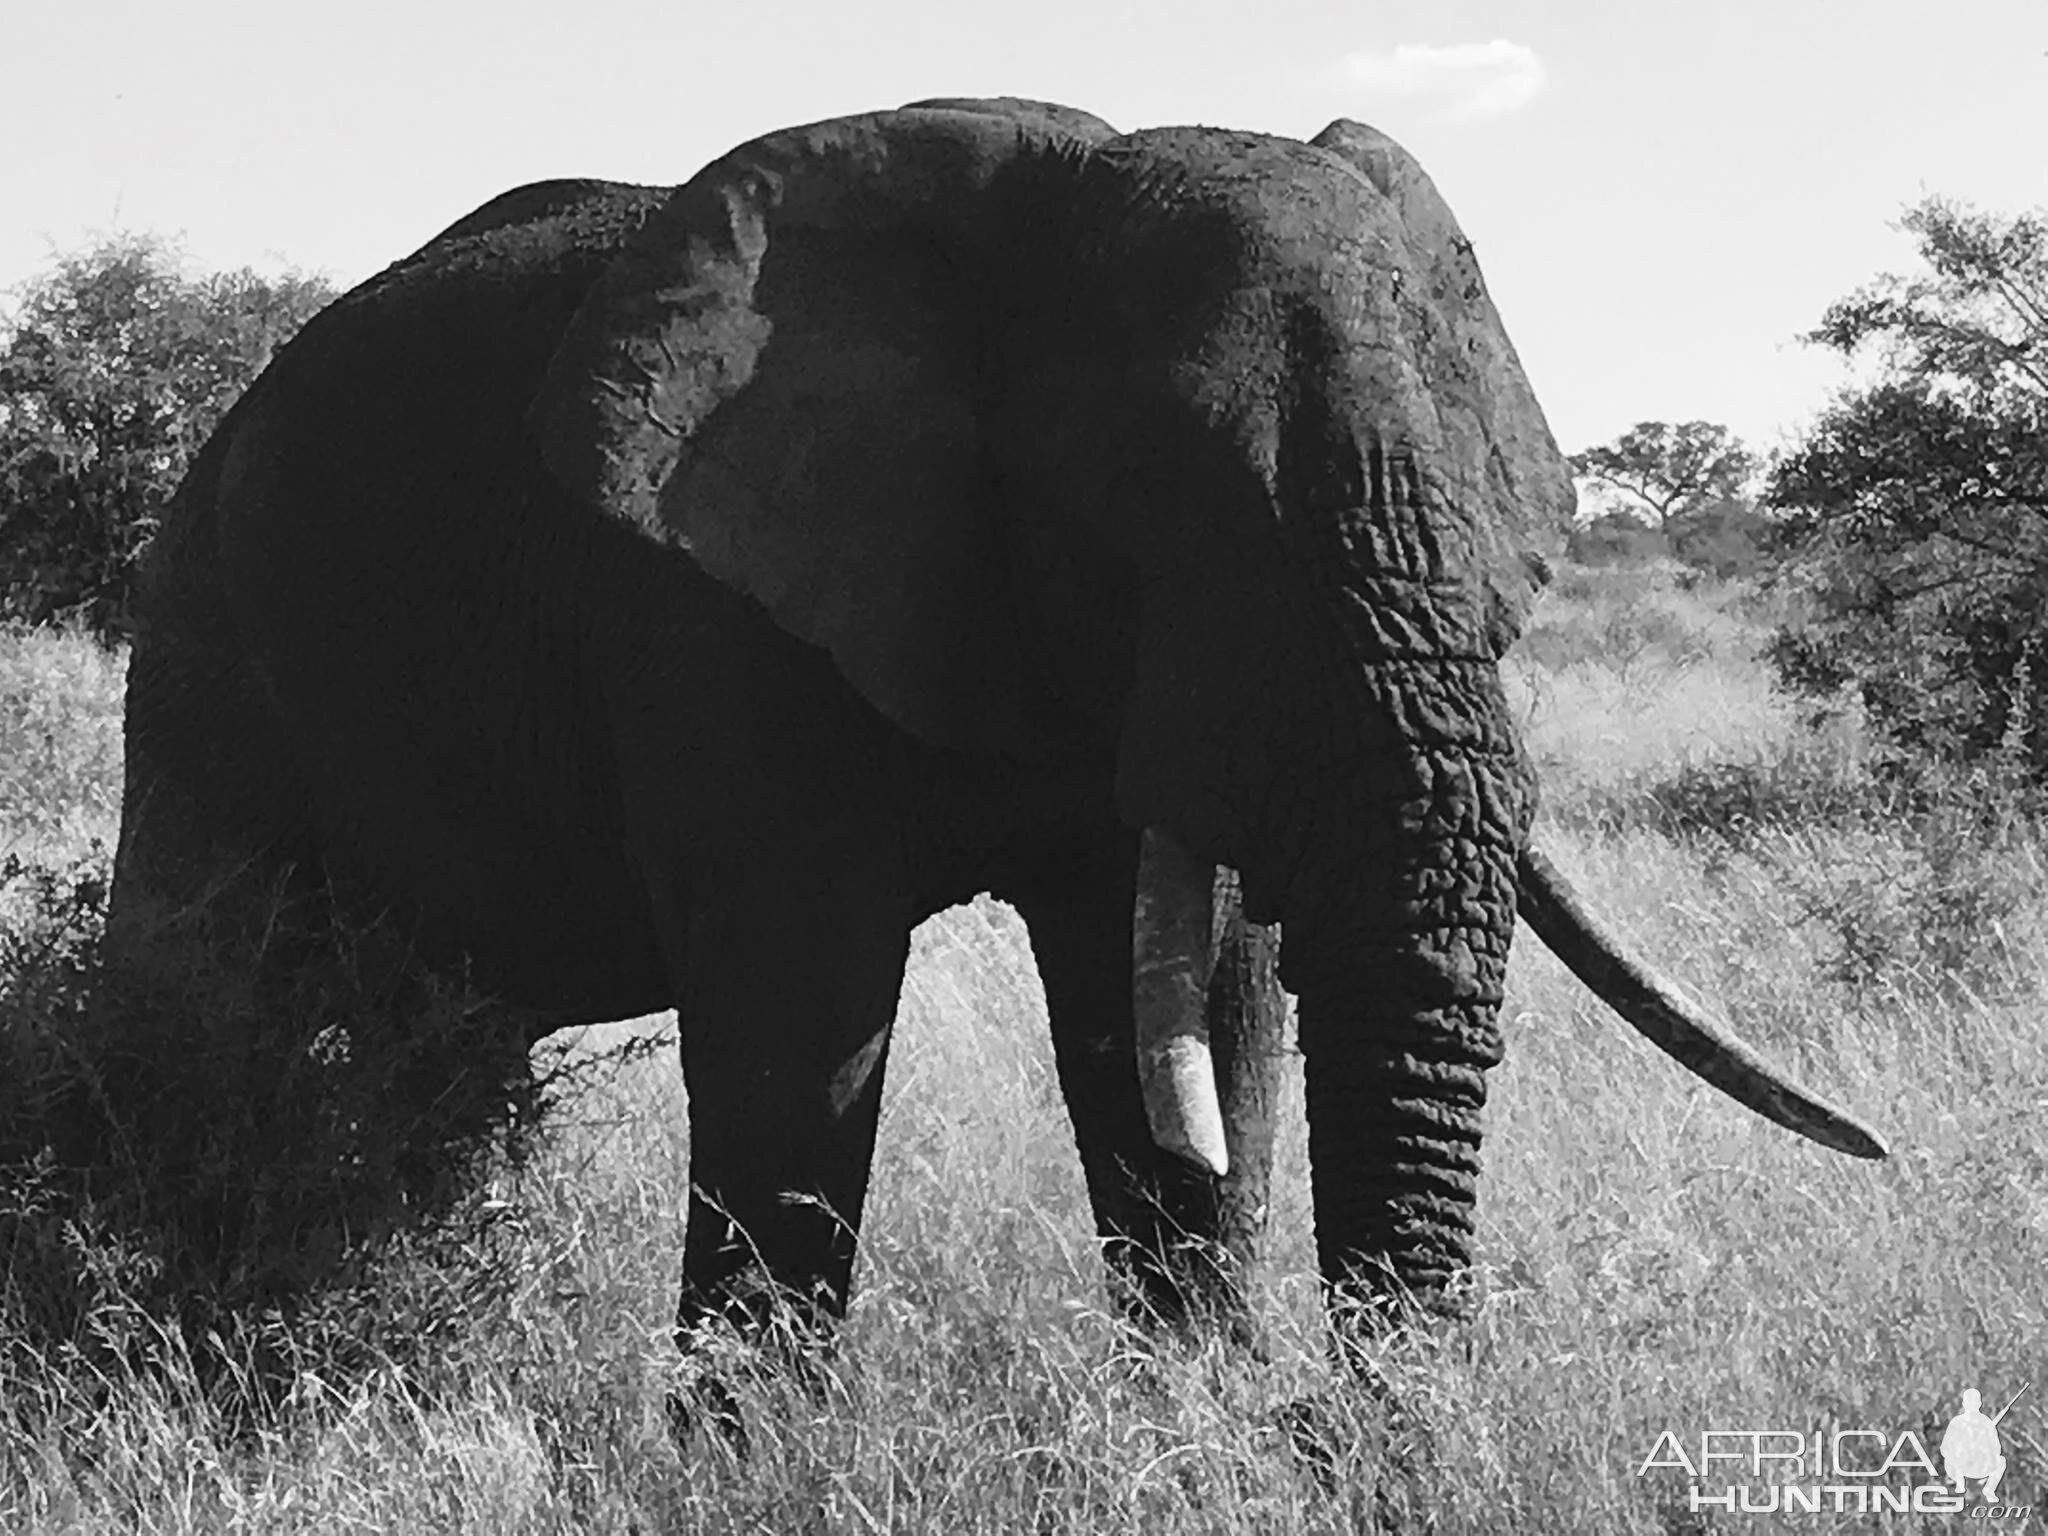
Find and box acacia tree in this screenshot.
[1569,420,1759,532]
[0,235,333,639]
[1766,198,2048,774]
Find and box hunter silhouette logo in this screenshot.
[1941,1386,2025,1500]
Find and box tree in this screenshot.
[0,235,334,639]
[1765,198,2048,775]
[1569,420,1760,532]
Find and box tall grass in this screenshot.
[0,624,123,860]
[3,570,2044,1531]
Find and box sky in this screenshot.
[5,0,2044,457]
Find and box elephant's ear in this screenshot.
[1311,119,1572,651]
[530,108,1077,753]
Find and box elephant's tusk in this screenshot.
[1516,846,1889,1160]
[1133,828,1231,1177]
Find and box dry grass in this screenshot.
[3,569,2045,1531]
[0,624,123,861]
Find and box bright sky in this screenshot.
[6,0,2043,456]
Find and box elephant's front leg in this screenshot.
[1012,840,1229,1329]
[652,833,913,1345]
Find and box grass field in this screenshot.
[3,563,2044,1532]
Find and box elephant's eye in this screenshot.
[1306,437,1367,517]
[1280,420,1440,584]
[1274,398,1361,511]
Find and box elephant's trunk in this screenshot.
[1297,1006,1496,1302]
[1286,835,1519,1308]
[1237,635,1532,1310]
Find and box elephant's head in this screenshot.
[531,100,1883,1314]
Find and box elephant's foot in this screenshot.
[666,1318,838,1459]
[665,1367,750,1457]
[1269,1353,1437,1518]
[1321,1249,1485,1346]
[1105,1232,1274,1359]
[669,1271,846,1456]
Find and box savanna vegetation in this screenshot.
[2,199,2044,1530]
[5,561,2043,1532]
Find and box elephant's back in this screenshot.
[305,177,673,385]
[187,174,677,729]
[420,178,672,253]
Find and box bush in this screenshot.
[1574,741,2048,1002]
[1667,498,1774,581]
[1635,751,1890,843]
[0,236,333,640]
[0,849,657,1407]
[1767,197,2048,782]
[1565,512,1668,567]
[1518,563,1725,678]
[1769,767,2048,1000]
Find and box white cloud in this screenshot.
[1334,40,1548,122]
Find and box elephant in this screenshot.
[109,96,1885,1359]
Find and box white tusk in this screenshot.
[1133,827,1230,1177]
[1518,845,1888,1160]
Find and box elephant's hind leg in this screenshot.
[110,608,322,969]
[111,421,320,957]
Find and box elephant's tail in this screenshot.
[1516,847,1889,1160]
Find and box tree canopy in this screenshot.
[1766,197,2048,774]
[1569,421,1759,532]
[0,234,333,639]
